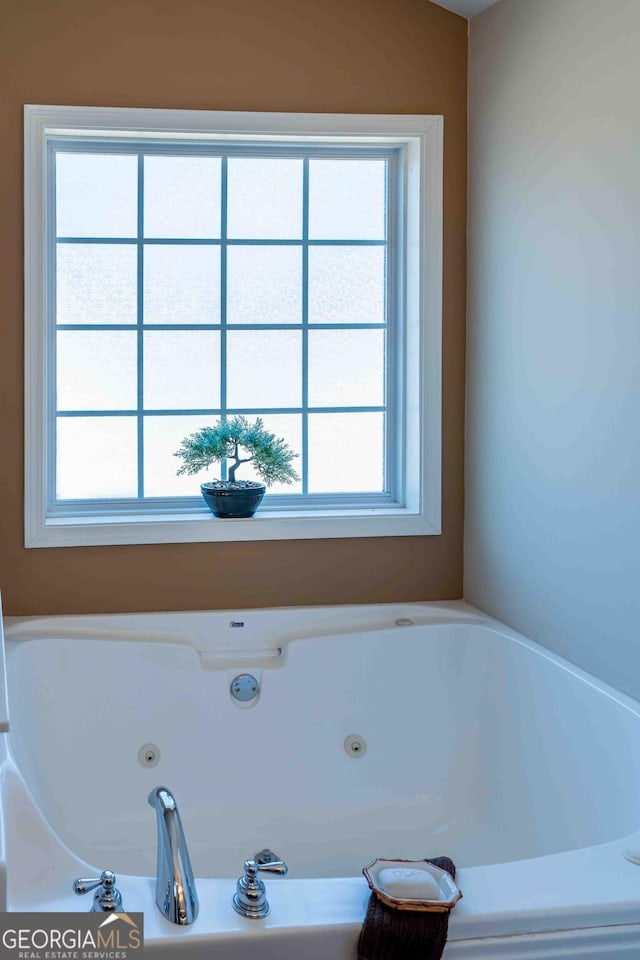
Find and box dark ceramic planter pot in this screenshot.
[200,481,266,519]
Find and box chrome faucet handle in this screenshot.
[232,857,288,919]
[255,859,288,875]
[254,848,287,870]
[74,870,123,912]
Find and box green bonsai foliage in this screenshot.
[175,416,299,487]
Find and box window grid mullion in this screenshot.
[56,237,386,247]
[302,157,309,495]
[56,323,387,331]
[137,155,145,499]
[49,144,59,509]
[220,156,228,481]
[56,405,387,417]
[382,155,391,498]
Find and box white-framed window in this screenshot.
[24,105,443,547]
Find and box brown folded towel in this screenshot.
[357,857,456,960]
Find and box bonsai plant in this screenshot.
[175,415,299,518]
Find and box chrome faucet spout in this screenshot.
[148,786,199,925]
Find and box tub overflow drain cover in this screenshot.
[231,674,260,702]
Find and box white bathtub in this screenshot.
[2,600,640,958]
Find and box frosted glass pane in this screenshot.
[57,417,137,499]
[57,244,137,325]
[144,415,215,497]
[308,413,384,493]
[308,329,385,407]
[227,331,301,408]
[144,156,221,238]
[226,414,302,493]
[144,331,220,410]
[144,245,220,325]
[309,246,385,325]
[309,159,386,240]
[56,153,137,238]
[227,158,303,239]
[227,246,302,324]
[57,331,137,410]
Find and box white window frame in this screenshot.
[24,105,443,548]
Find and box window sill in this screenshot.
[26,505,440,548]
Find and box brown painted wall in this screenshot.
[0,0,467,616]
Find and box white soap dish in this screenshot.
[363,858,462,913]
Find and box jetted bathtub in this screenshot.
[2,600,640,958]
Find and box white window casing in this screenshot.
[24,105,443,547]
